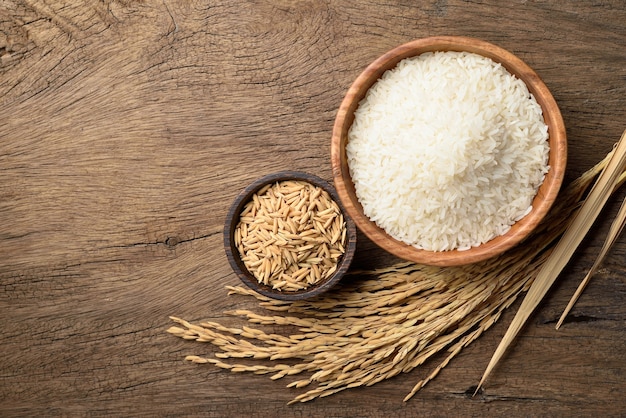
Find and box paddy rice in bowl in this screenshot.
[346,51,550,252]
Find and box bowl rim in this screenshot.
[223,170,357,300]
[331,35,567,266]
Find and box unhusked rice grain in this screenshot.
[346,51,550,251]
[235,180,347,291]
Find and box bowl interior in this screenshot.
[331,36,567,266]
[224,171,357,300]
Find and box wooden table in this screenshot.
[2,1,625,416]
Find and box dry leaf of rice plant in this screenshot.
[556,190,626,329]
[476,129,626,394]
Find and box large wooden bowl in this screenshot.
[331,36,567,266]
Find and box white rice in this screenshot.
[346,51,550,252]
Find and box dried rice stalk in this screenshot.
[169,150,626,404]
[556,171,626,329]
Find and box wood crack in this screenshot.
[106,231,220,250]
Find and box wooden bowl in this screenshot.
[224,171,357,300]
[331,36,567,266]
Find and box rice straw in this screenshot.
[475,129,626,394]
[556,190,626,329]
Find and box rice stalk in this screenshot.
[169,150,625,404]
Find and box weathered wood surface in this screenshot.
[1,1,625,416]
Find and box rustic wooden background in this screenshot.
[1,1,625,416]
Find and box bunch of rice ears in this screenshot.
[168,150,626,404]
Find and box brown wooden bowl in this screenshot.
[224,171,357,300]
[331,36,567,266]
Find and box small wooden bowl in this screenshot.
[224,171,357,301]
[331,36,567,266]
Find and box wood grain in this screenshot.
[1,1,625,416]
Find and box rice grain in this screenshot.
[347,51,550,251]
[235,180,347,291]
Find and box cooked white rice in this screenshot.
[346,51,550,252]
